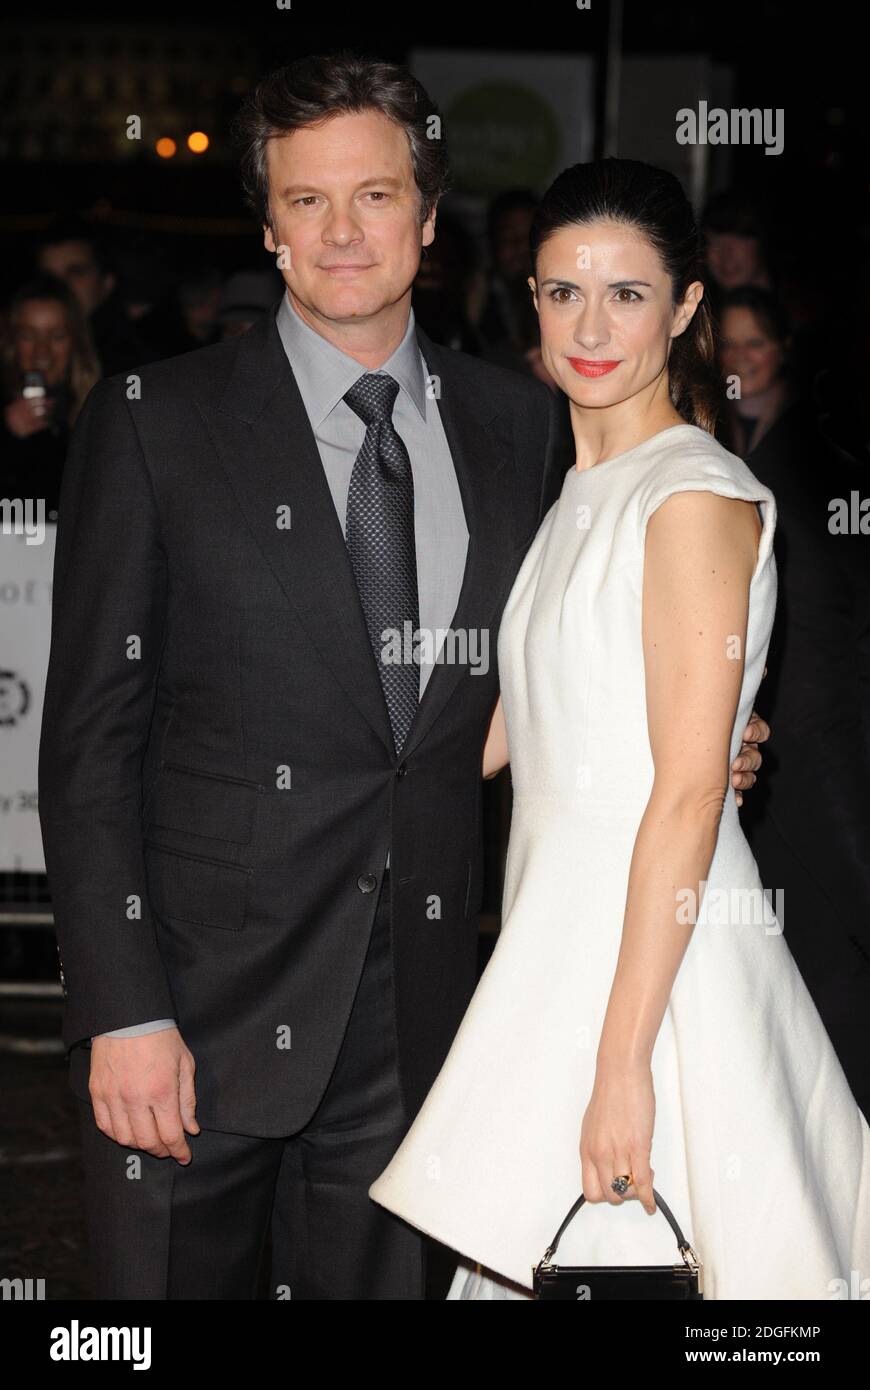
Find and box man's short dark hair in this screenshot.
[231,49,451,232]
[36,214,115,275]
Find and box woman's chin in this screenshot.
[560,377,622,409]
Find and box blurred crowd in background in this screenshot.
[3,184,869,509]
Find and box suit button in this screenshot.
[396,763,407,779]
[357,873,378,893]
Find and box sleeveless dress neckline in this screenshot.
[566,422,700,480]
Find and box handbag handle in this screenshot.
[540,1187,697,1268]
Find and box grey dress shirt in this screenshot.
[97,291,469,1038]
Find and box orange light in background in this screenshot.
[155,137,177,159]
[187,131,209,154]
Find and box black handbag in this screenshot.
[533,1186,703,1299]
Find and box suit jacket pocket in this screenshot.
[142,761,261,844]
[144,841,251,931]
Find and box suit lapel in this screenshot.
[201,309,517,763]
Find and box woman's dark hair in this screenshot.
[529,157,720,434]
[717,285,792,349]
[231,50,451,233]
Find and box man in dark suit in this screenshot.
[38,52,767,1300]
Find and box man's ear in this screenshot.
[263,222,277,255]
[422,198,437,248]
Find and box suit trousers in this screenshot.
[75,867,427,1298]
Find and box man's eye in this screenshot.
[294,196,319,207]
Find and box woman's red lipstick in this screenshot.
[567,358,620,378]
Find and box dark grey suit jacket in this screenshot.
[38,305,572,1136]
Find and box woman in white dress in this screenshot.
[368,158,870,1299]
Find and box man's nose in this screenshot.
[323,206,363,244]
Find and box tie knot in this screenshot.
[343,372,400,427]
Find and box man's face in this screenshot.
[37,240,112,315]
[262,109,436,329]
[493,205,535,281]
[704,231,764,291]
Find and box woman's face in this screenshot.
[14,299,73,385]
[718,306,784,398]
[528,219,702,412]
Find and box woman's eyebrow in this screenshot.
[539,277,653,289]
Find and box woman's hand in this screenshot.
[579,1058,657,1214]
[5,396,52,438]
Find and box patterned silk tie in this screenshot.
[343,372,420,755]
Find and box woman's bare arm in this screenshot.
[482,695,509,779]
[595,490,762,1071]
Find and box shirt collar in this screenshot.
[276,288,428,427]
